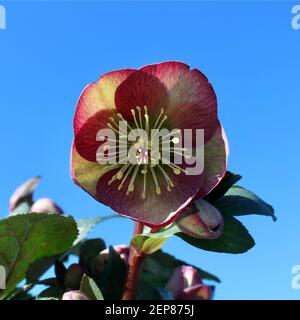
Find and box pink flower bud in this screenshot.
[94,245,130,274]
[177,284,212,300]
[9,176,41,211]
[62,290,89,300]
[166,265,212,300]
[115,244,130,262]
[176,199,224,239]
[30,198,63,214]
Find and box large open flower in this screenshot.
[71,61,228,227]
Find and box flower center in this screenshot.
[104,106,186,199]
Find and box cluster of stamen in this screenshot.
[102,106,187,199]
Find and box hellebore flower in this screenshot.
[62,290,90,300]
[31,198,63,214]
[166,265,212,300]
[176,199,224,239]
[71,61,228,227]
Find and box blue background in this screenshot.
[0,1,299,299]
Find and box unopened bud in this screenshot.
[62,290,89,300]
[94,245,130,274]
[9,176,41,211]
[166,265,212,300]
[178,284,212,300]
[176,199,224,239]
[31,198,63,214]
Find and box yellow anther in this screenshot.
[174,168,181,175]
[105,106,185,198]
[126,184,134,195]
[172,137,180,144]
[117,172,123,179]
[107,175,117,186]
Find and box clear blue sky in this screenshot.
[0,1,299,300]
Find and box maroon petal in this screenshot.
[74,69,135,134]
[194,124,229,200]
[71,142,118,200]
[141,61,219,142]
[95,166,202,227]
[74,109,117,162]
[114,69,169,121]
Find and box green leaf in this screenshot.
[142,224,181,239]
[214,186,276,221]
[0,213,78,298]
[5,287,34,300]
[137,281,162,300]
[79,239,106,276]
[177,214,255,254]
[204,171,242,203]
[54,260,67,286]
[26,256,61,283]
[23,278,58,292]
[129,224,181,256]
[95,246,127,300]
[74,215,119,246]
[131,235,168,255]
[37,285,65,300]
[26,215,117,282]
[130,223,182,255]
[80,274,103,300]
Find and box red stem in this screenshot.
[122,222,144,300]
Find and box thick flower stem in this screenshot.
[133,221,144,236]
[122,222,145,300]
